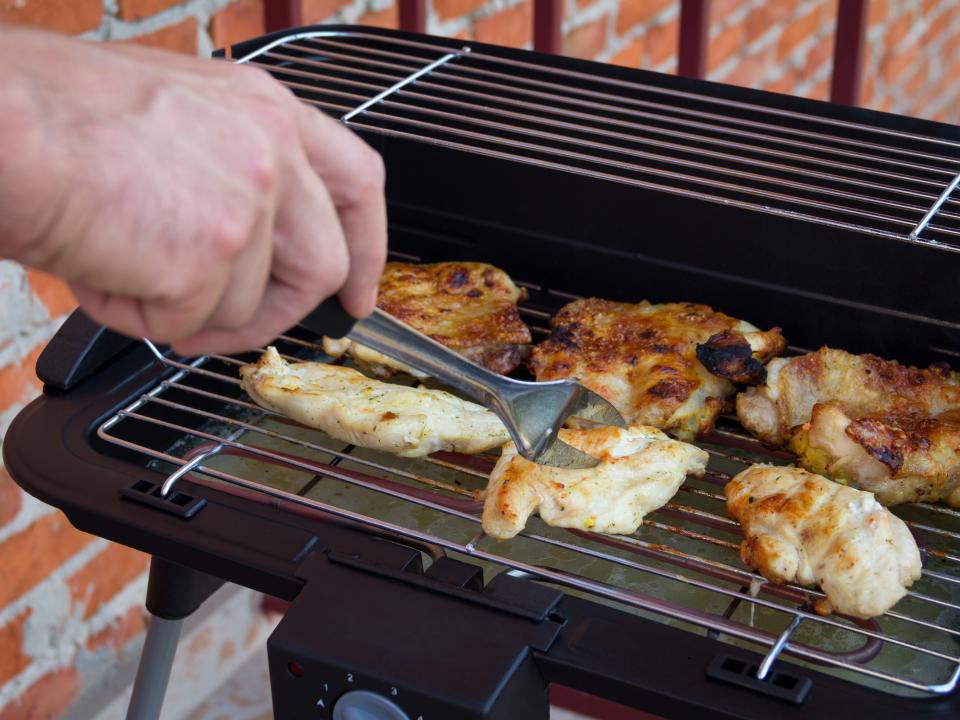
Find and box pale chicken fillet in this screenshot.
[482,424,708,540]
[737,347,960,447]
[323,262,532,378]
[789,402,960,507]
[726,465,921,619]
[530,299,786,440]
[240,348,509,457]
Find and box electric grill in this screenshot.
[7,26,960,720]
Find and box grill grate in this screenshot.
[96,259,960,698]
[237,31,960,250]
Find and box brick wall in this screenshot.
[1,0,959,717]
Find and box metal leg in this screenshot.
[125,615,184,720]
[124,556,225,720]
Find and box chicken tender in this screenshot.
[737,347,960,447]
[790,402,960,507]
[240,348,509,457]
[482,424,708,540]
[530,298,785,439]
[726,465,921,619]
[323,262,531,377]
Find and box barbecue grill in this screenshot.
[7,26,960,720]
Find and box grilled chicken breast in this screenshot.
[737,347,960,447]
[323,262,532,377]
[530,299,786,440]
[240,348,509,457]
[789,402,960,507]
[482,424,708,540]
[726,465,921,619]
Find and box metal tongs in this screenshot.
[301,297,626,469]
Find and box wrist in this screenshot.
[0,30,76,269]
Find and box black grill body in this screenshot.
[6,25,960,720]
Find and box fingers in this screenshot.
[296,105,387,317]
[172,158,348,356]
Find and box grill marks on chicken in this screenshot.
[482,424,708,539]
[726,465,921,619]
[737,347,960,447]
[240,348,509,457]
[323,262,532,377]
[789,403,960,507]
[530,299,785,440]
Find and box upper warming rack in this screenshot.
[238,30,960,251]
[95,259,960,700]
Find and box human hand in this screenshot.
[0,27,386,356]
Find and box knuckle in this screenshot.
[210,215,253,258]
[246,137,278,194]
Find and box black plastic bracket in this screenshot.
[707,653,812,705]
[328,548,563,622]
[145,556,226,621]
[36,309,136,391]
[120,479,207,519]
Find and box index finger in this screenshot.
[296,104,387,317]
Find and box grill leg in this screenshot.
[124,556,226,720]
[125,615,183,720]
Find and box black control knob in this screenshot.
[332,690,411,720]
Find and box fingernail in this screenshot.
[367,285,379,314]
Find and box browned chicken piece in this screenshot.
[789,402,960,507]
[323,262,531,377]
[737,347,960,447]
[726,465,921,619]
[482,424,708,540]
[530,298,786,440]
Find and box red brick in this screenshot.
[884,10,912,49]
[902,56,932,98]
[356,5,398,28]
[763,68,801,95]
[124,17,198,55]
[820,0,838,25]
[563,16,608,60]
[68,543,149,620]
[719,46,772,88]
[880,43,920,83]
[434,0,487,20]
[708,22,744,71]
[0,343,45,416]
[802,34,834,75]
[302,0,353,22]
[804,76,830,101]
[0,0,101,34]
[776,7,820,61]
[0,466,23,529]
[868,0,889,26]
[210,0,264,51]
[117,0,181,21]
[859,72,877,106]
[710,0,749,19]
[744,0,796,43]
[0,513,94,608]
[645,16,677,66]
[0,668,81,720]
[475,1,532,49]
[0,609,31,686]
[610,37,644,67]
[615,0,674,35]
[86,605,147,652]
[26,269,76,319]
